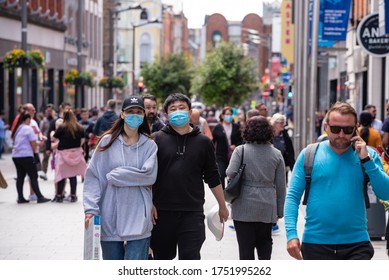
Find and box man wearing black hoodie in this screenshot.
[92,99,118,136]
[151,93,229,260]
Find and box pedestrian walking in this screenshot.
[92,99,118,136]
[83,96,158,260]
[151,93,229,260]
[212,106,243,188]
[358,111,382,149]
[52,110,87,203]
[226,116,286,260]
[11,112,50,203]
[284,102,389,260]
[0,110,8,159]
[270,113,295,182]
[142,94,165,133]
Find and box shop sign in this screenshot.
[357,13,389,57]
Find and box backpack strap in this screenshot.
[361,165,370,209]
[302,143,320,205]
[302,142,370,208]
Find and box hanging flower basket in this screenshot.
[2,49,45,70]
[64,69,95,88]
[99,76,125,89]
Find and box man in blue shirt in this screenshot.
[284,102,389,260]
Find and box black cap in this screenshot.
[122,96,145,111]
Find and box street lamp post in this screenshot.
[21,0,29,104]
[76,0,83,109]
[109,4,142,98]
[131,18,160,95]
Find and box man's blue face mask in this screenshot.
[168,110,189,127]
[125,114,144,129]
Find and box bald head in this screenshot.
[190,108,200,125]
[23,103,36,117]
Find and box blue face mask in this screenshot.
[168,110,189,127]
[125,114,144,129]
[224,115,233,123]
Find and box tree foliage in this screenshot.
[191,42,258,106]
[140,53,192,102]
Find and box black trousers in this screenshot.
[12,156,44,200]
[151,210,205,260]
[233,220,273,260]
[217,160,228,189]
[57,176,77,196]
[301,241,374,260]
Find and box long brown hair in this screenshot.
[61,110,84,138]
[11,112,31,139]
[97,112,151,152]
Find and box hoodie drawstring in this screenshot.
[176,135,187,159]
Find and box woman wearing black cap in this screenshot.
[83,96,158,260]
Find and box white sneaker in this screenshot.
[38,171,48,180]
[29,194,38,202]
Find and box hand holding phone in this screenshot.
[351,129,358,150]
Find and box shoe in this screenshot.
[17,198,30,204]
[228,225,235,230]
[54,195,63,203]
[29,194,38,202]
[272,224,281,235]
[39,172,48,180]
[70,195,78,203]
[37,197,50,203]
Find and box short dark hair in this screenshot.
[163,93,191,113]
[243,116,274,144]
[107,99,116,110]
[246,109,260,120]
[364,104,376,110]
[142,94,157,102]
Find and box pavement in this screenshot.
[0,151,388,260]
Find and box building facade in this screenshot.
[0,0,104,124]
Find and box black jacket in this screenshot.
[273,129,295,170]
[152,124,221,211]
[212,122,243,163]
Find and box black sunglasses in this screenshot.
[328,125,355,134]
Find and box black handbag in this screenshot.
[224,145,245,203]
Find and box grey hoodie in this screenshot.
[83,133,158,241]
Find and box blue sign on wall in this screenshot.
[378,0,389,35]
[309,0,334,48]
[321,0,352,41]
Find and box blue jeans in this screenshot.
[101,237,150,260]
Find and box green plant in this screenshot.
[2,49,45,70]
[64,69,95,88]
[79,71,95,88]
[98,76,125,89]
[64,69,79,85]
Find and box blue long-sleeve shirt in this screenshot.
[284,141,389,244]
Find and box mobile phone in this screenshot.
[351,129,358,150]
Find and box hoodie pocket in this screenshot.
[115,187,153,238]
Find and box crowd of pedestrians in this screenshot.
[1,94,388,261]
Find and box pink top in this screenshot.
[55,147,87,183]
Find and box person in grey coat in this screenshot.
[83,96,158,260]
[226,116,286,260]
